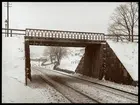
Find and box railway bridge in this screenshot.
[2,28,138,86]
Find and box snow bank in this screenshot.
[2,36,71,103]
[74,73,138,95]
[107,40,138,81]
[1,35,34,102]
[2,36,44,102]
[2,73,51,103]
[2,35,25,83]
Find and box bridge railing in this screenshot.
[25,28,105,41]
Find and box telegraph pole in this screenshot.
[4,2,12,37]
[5,20,7,37]
[7,2,9,37]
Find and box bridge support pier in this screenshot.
[82,44,103,78]
[25,40,31,85]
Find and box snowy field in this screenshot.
[2,36,69,103]
[57,47,84,71]
[2,35,84,103]
[30,46,85,72]
[2,35,138,103]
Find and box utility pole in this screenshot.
[7,2,9,37]
[5,20,7,37]
[4,2,12,37]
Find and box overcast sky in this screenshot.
[2,2,127,34]
[2,2,127,55]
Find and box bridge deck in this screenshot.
[25,36,106,47]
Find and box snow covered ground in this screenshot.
[2,35,138,103]
[107,40,138,81]
[30,46,85,72]
[2,36,69,103]
[73,73,138,95]
[58,47,85,71]
[2,36,25,84]
[33,66,138,103]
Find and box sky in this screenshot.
[2,2,127,34]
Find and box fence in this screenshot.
[2,28,138,42]
[2,28,25,37]
[105,34,138,42]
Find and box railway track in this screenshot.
[33,68,99,103]
[34,66,138,95]
[49,68,138,96]
[47,68,138,100]
[32,67,138,103]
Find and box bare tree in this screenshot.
[108,2,138,42]
[44,46,68,65]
